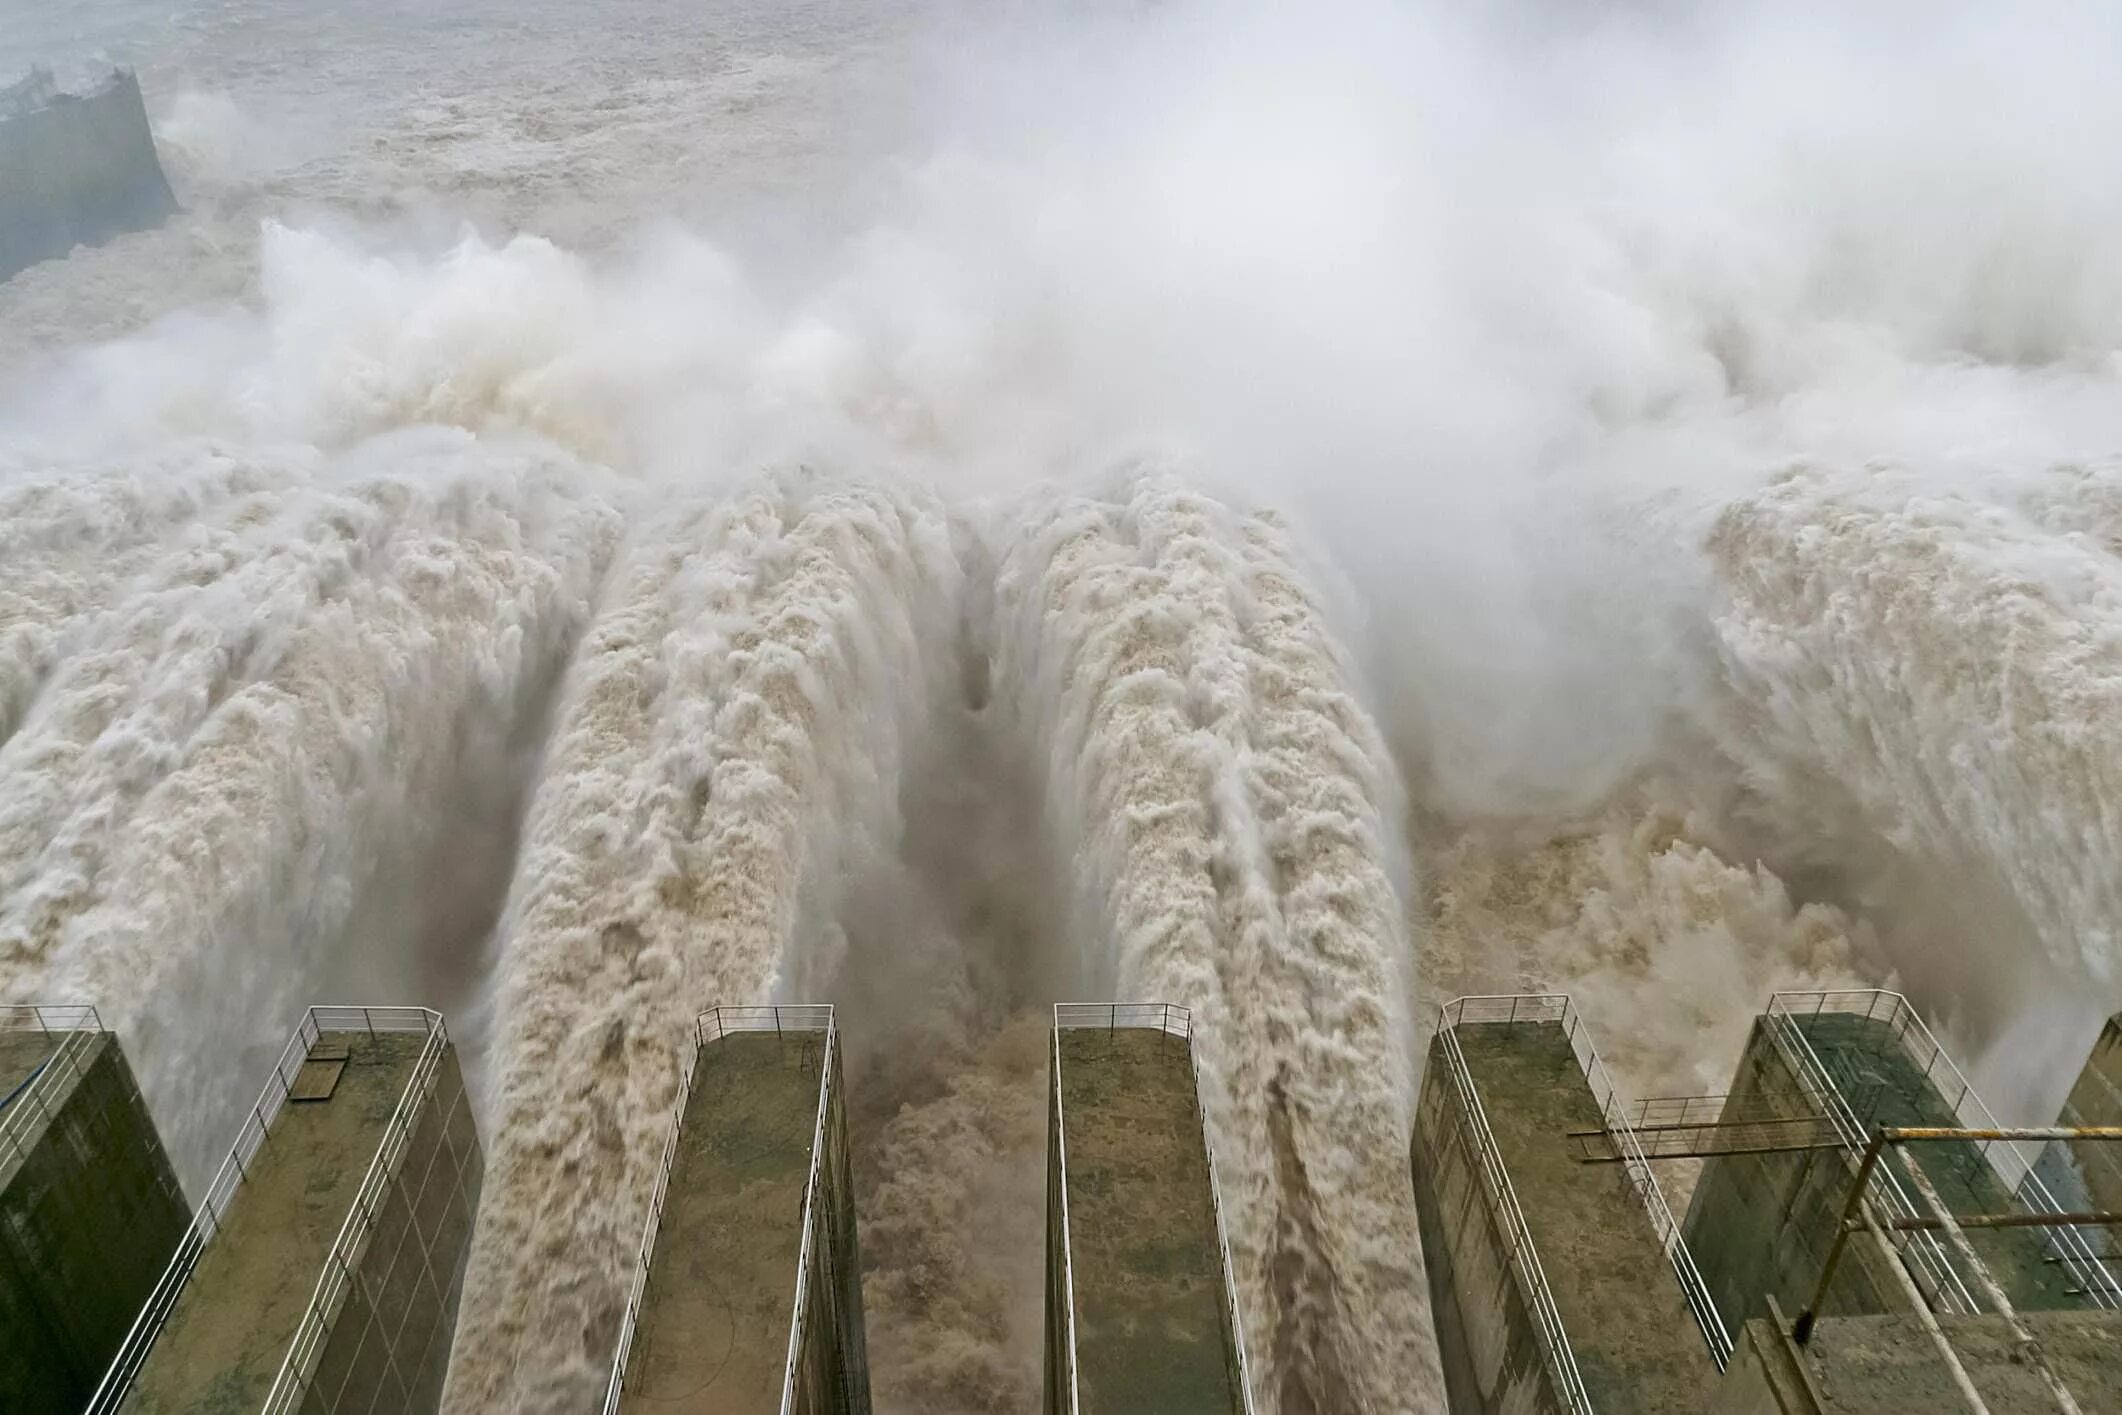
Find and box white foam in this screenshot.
[991,472,1438,1412]
[1708,464,2122,1114]
[1421,806,1873,1098]
[0,437,619,1183]
[441,472,960,1414]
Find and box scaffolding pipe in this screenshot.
[1896,1148,2082,1415]
[1858,1205,1993,1415]
[1857,1210,2122,1234]
[1797,1123,2122,1345]
[1883,1126,2122,1143]
[1793,1131,1890,1344]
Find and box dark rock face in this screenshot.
[0,68,177,282]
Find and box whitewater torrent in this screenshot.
[442,473,959,1414]
[852,1014,1050,1410]
[0,452,284,745]
[7,0,2122,1411]
[1419,806,1871,1098]
[1708,464,2122,1113]
[991,474,1438,1412]
[0,441,617,1180]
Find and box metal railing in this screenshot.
[1767,990,2120,1310]
[1545,999,1734,1365]
[0,1003,105,1173]
[85,1005,446,1415]
[778,1011,839,1415]
[1053,1001,1193,1037]
[1433,997,1593,1411]
[602,1004,836,1415]
[1571,1093,1842,1163]
[1180,1021,1259,1415]
[262,1007,449,1412]
[1442,997,1735,1367]
[0,1002,103,1032]
[602,1024,700,1415]
[1762,991,1976,1314]
[1048,1011,1088,1415]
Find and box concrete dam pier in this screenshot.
[1,67,176,282]
[1414,990,2122,1414]
[19,985,2122,1413]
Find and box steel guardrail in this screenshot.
[601,1021,700,1415]
[261,1007,448,1412]
[1180,1019,1259,1414]
[85,1005,444,1414]
[1763,992,1980,1313]
[1054,1001,1193,1038]
[1435,996,1594,1411]
[1049,1008,1086,1415]
[1538,997,1735,1366]
[777,1011,838,1415]
[1770,990,2120,1309]
[0,1003,105,1174]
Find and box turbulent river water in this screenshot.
[6,2,2122,1410]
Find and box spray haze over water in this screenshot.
[7,0,2122,1409]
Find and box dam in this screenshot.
[1413,989,2122,1413]
[604,1005,870,1415]
[0,66,175,281]
[88,1006,480,1415]
[0,1005,187,1415]
[6,984,2122,1413]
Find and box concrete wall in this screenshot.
[1681,1020,1905,1328]
[0,1032,189,1415]
[2034,1015,2122,1294]
[2056,1016,2122,1210]
[297,1044,482,1415]
[1713,1319,1817,1415]
[1409,1036,1569,1415]
[786,1038,870,1415]
[1047,1051,1071,1415]
[0,69,175,281]
[1723,1310,2122,1413]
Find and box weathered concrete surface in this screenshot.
[1053,1027,1244,1415]
[1,1029,188,1415]
[1720,1309,2122,1413]
[0,1030,59,1098]
[1684,1019,1909,1327]
[124,1030,424,1415]
[298,1042,482,1415]
[2055,1015,2122,1212]
[1687,1014,2086,1330]
[621,1031,825,1415]
[0,68,175,281]
[1412,1036,1567,1415]
[1449,1020,1718,1414]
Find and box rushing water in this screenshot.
[7,2,2122,1410]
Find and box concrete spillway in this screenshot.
[0,68,176,282]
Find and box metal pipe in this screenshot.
[1798,1122,2122,1342]
[1794,1128,1891,1344]
[1857,1210,2122,1234]
[1882,1125,2122,1144]
[1897,1146,2082,1415]
[1859,1202,1993,1415]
